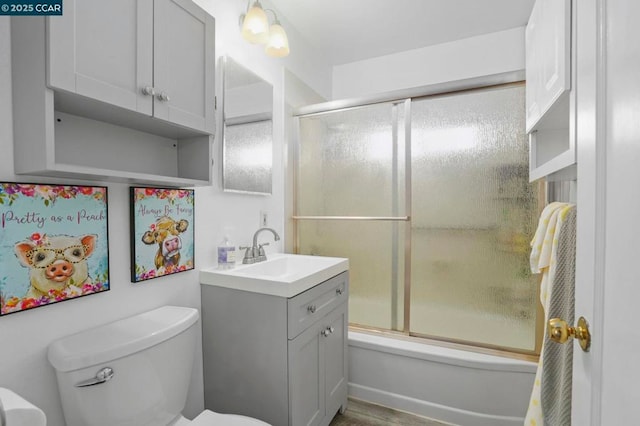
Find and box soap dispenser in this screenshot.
[217,233,236,270]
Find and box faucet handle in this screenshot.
[258,242,270,256]
[240,246,255,264]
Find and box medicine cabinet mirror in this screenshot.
[222,56,273,194]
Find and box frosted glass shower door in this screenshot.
[296,102,408,331]
[410,84,542,351]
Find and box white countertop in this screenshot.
[199,253,349,298]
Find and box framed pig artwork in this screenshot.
[130,187,194,282]
[0,183,109,316]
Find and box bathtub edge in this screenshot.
[348,383,525,426]
[348,331,537,373]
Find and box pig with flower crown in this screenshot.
[14,233,96,299]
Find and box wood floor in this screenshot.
[329,399,452,426]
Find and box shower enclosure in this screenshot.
[293,82,543,353]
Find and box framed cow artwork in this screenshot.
[0,182,109,316]
[130,187,195,282]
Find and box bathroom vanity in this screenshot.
[200,254,349,426]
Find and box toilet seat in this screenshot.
[191,409,271,425]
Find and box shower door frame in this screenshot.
[290,70,543,357]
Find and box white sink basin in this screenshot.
[200,253,349,297]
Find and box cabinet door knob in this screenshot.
[321,326,334,337]
[307,304,316,314]
[141,86,155,96]
[157,91,171,102]
[336,287,343,295]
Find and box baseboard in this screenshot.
[348,383,525,426]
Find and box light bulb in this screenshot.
[241,1,269,44]
[265,23,290,57]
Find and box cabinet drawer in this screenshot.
[288,272,348,339]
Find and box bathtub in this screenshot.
[347,331,537,426]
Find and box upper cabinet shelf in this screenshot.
[11,0,215,186]
[525,0,576,181]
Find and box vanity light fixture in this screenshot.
[264,14,290,57]
[240,0,290,57]
[240,0,269,44]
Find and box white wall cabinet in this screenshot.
[48,0,215,134]
[11,0,214,186]
[525,0,571,132]
[201,272,349,426]
[526,0,576,181]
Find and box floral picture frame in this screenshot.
[130,187,195,282]
[0,183,109,316]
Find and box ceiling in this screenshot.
[272,0,536,66]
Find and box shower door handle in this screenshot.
[548,316,591,352]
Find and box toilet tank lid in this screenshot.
[48,306,199,372]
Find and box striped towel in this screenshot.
[525,203,576,426]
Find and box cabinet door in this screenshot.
[323,303,348,417]
[47,0,154,115]
[153,0,215,133]
[525,3,541,131]
[289,321,324,426]
[525,0,571,132]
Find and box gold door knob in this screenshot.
[548,316,591,352]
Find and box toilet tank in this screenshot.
[48,306,199,426]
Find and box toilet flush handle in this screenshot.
[75,367,115,387]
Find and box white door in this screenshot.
[573,0,640,424]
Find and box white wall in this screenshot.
[332,26,525,100]
[0,2,330,424]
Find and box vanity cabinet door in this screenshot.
[288,302,348,426]
[323,303,348,417]
[289,321,325,426]
[47,0,154,115]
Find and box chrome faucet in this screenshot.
[241,227,281,264]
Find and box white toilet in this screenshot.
[0,388,46,426]
[47,306,269,426]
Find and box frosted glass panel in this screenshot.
[294,83,540,353]
[297,103,405,217]
[223,120,272,194]
[410,85,541,351]
[297,220,405,331]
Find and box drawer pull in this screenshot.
[307,305,317,314]
[336,287,344,295]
